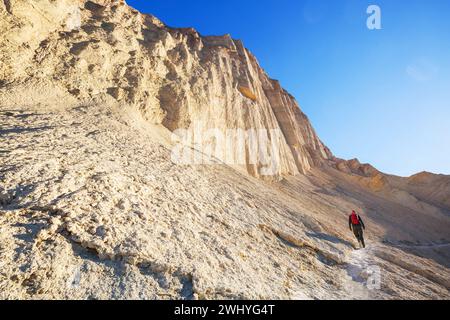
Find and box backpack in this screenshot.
[350,213,360,225]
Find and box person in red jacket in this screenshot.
[349,210,366,248]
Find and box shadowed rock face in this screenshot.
[0,0,331,178]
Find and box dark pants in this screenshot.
[352,224,365,248]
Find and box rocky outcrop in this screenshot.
[0,0,331,178]
[333,158,379,177]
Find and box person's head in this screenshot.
[351,210,356,215]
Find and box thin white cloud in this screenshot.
[406,59,439,82]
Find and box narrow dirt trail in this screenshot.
[392,243,450,249]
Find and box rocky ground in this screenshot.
[1,103,449,299]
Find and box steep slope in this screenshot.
[1,103,449,299]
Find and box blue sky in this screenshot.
[127,0,450,177]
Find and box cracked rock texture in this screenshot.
[1,0,449,300]
[0,0,331,179]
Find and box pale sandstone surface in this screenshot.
[1,0,449,299]
[0,0,331,178]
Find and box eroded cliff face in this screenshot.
[0,0,331,178]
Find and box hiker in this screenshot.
[349,210,366,248]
